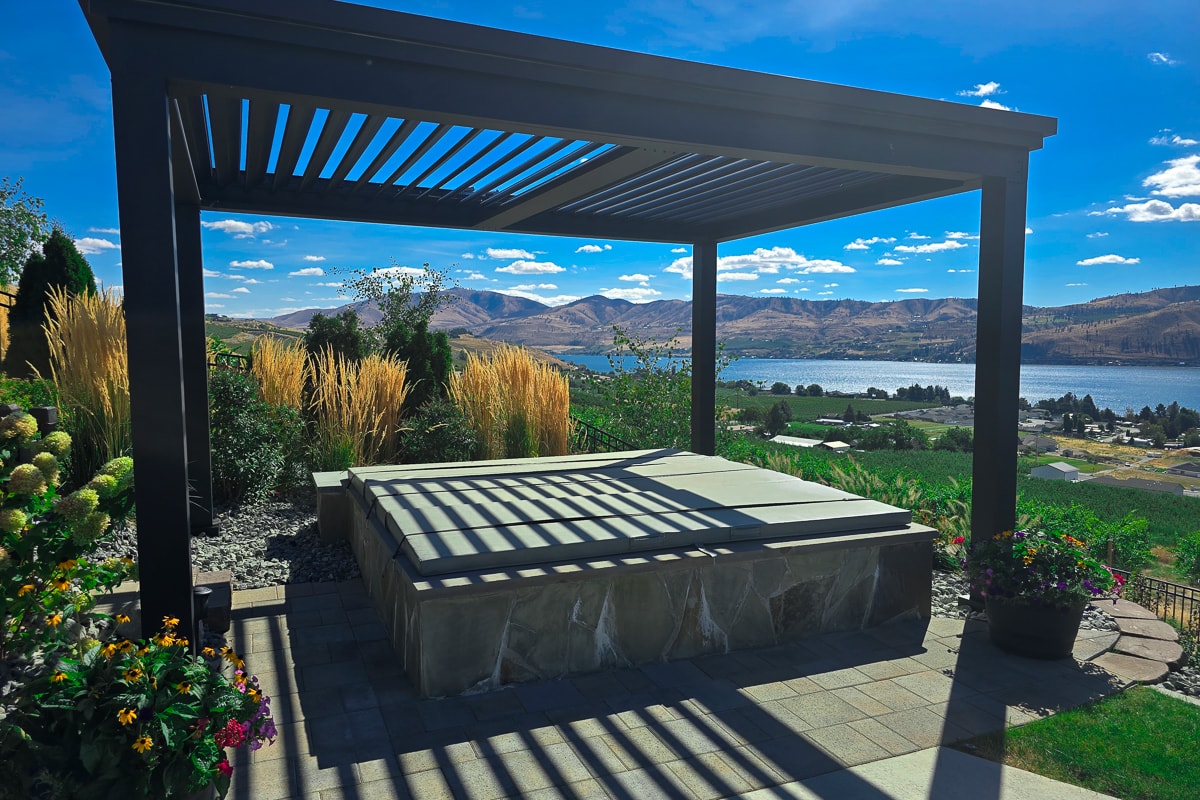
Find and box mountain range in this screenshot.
[261,285,1200,365]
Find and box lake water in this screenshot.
[561,355,1200,413]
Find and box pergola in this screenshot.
[79,0,1056,638]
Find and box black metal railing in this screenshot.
[209,351,251,371]
[1113,569,1199,641]
[570,415,636,454]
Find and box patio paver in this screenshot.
[204,579,1131,799]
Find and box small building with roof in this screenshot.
[1031,462,1079,481]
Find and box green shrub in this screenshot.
[381,320,451,410]
[0,375,56,410]
[208,367,285,503]
[395,399,477,464]
[1175,531,1200,581]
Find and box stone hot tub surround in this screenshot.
[318,449,935,697]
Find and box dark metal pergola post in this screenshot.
[109,57,195,640]
[175,203,218,537]
[691,242,718,455]
[972,169,1030,543]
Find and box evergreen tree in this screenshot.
[6,227,97,377]
[303,309,367,363]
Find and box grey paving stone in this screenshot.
[518,679,588,712]
[779,690,867,728]
[740,681,798,703]
[522,777,614,800]
[753,700,812,735]
[440,755,519,800]
[1107,598,1159,619]
[1074,632,1120,662]
[892,669,970,704]
[1094,651,1170,684]
[665,751,755,800]
[750,736,844,783]
[571,671,628,700]
[678,679,751,714]
[874,706,973,748]
[640,659,714,688]
[846,718,921,756]
[464,688,526,721]
[1113,635,1185,667]
[417,699,477,732]
[656,715,738,758]
[399,767,456,800]
[1114,616,1180,641]
[853,656,927,681]
[808,666,874,690]
[804,722,892,766]
[829,686,897,717]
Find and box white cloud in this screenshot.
[817,291,834,295]
[1076,254,1140,266]
[666,247,855,280]
[230,259,274,270]
[958,81,1002,98]
[88,227,120,235]
[946,268,975,273]
[716,272,760,282]
[281,297,297,302]
[486,247,536,260]
[823,283,839,288]
[202,219,274,238]
[575,244,612,253]
[876,258,904,266]
[1143,155,1200,198]
[73,237,119,255]
[205,292,233,299]
[619,273,651,282]
[777,278,801,284]
[600,286,662,302]
[289,267,325,277]
[1066,283,1089,287]
[238,278,263,285]
[1086,231,1109,238]
[843,236,896,250]
[496,259,566,275]
[207,303,225,309]
[460,252,475,259]
[511,283,558,291]
[1147,52,1178,66]
[1098,199,1200,222]
[1150,131,1199,147]
[945,231,978,240]
[495,288,579,305]
[670,247,688,254]
[463,271,487,281]
[892,240,968,254]
[303,255,326,262]
[1025,227,1033,235]
[313,281,344,287]
[202,268,222,278]
[907,232,930,240]
[980,99,1012,111]
[231,287,251,294]
[759,288,787,294]
[896,288,929,293]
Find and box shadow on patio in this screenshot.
[223,580,1124,800]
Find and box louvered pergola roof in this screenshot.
[82,0,1054,243]
[79,0,1055,639]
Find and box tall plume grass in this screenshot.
[450,345,568,460]
[0,288,10,361]
[39,285,131,479]
[307,346,409,469]
[251,335,306,409]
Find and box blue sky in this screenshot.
[3,1,1198,318]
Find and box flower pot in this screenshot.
[984,596,1086,659]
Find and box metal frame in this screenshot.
[79,0,1056,636]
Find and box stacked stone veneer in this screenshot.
[347,491,934,697]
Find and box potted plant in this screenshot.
[969,529,1125,659]
[0,411,276,798]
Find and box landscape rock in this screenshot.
[1093,651,1169,684]
[1105,598,1160,620]
[1114,616,1180,641]
[1113,636,1185,668]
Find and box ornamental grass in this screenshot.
[38,286,130,481]
[307,346,409,469]
[250,335,306,409]
[450,345,568,460]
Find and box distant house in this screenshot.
[1031,462,1079,481]
[770,435,822,449]
[1020,435,1058,453]
[815,417,847,426]
[819,441,853,453]
[1166,462,1200,478]
[1088,475,1185,495]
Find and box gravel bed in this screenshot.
[92,489,360,590]
[931,568,1119,632]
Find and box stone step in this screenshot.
[1114,616,1179,641]
[1093,651,1169,684]
[1074,631,1119,662]
[1113,636,1186,668]
[1105,598,1159,620]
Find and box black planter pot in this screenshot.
[984,596,1086,660]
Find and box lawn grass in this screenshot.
[958,686,1200,800]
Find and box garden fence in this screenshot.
[570,415,636,454]
[209,352,251,371]
[1113,569,1199,641]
